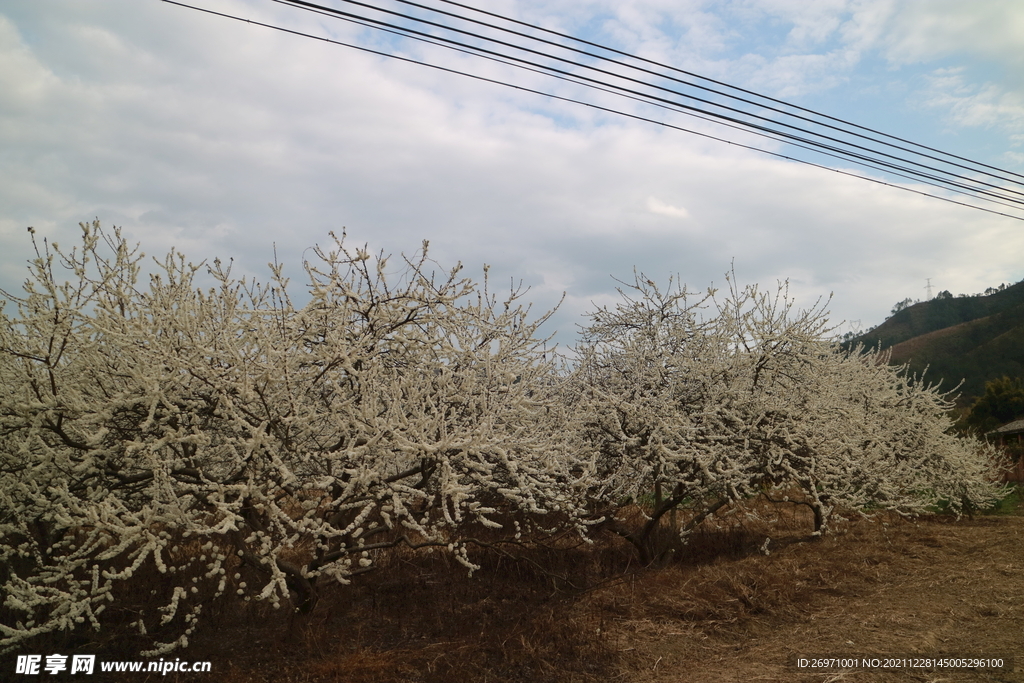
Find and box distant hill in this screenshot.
[850,280,1024,402]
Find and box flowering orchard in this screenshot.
[569,272,1002,563]
[0,224,1002,654]
[0,223,587,655]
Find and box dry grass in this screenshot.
[11,497,1023,682]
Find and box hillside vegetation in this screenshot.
[851,280,1024,401]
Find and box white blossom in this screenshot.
[0,222,585,654]
[569,270,1002,562]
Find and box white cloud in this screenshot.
[0,0,1022,346]
[646,196,690,219]
[918,68,1024,134]
[880,0,1024,69]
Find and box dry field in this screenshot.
[47,500,1024,683]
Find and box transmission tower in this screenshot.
[925,278,933,300]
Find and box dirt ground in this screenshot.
[89,504,1023,683]
[608,514,1024,683]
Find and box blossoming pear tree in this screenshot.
[0,222,584,655]
[570,271,1002,563]
[0,221,1001,654]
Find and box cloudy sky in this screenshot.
[3,0,1023,345]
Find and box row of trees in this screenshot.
[571,273,998,562]
[890,280,1016,317]
[0,223,1003,655]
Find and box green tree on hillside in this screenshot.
[890,297,914,317]
[963,376,1024,433]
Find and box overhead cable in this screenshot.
[429,0,1024,183]
[162,0,1024,221]
[271,0,1024,209]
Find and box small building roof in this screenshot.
[990,418,1024,436]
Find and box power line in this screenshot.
[272,0,1024,208]
[429,0,1024,184]
[272,0,1024,209]
[267,1,1024,212]
[162,0,1024,221]
[317,0,1024,192]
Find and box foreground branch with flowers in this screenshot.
[0,223,1003,655]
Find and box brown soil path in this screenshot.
[154,510,1023,683]
[611,516,1024,683]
